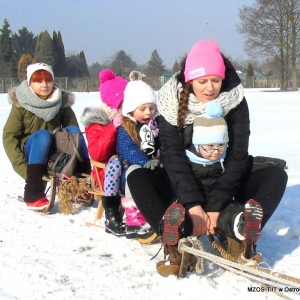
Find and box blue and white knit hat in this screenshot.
[193,100,229,148]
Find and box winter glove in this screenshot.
[144,158,163,170]
[113,113,122,128]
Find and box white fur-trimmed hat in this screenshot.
[122,76,156,121]
[193,100,229,146]
[26,63,54,84]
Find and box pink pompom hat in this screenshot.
[99,69,128,109]
[184,39,225,82]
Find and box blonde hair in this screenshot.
[121,116,140,144]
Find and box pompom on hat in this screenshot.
[99,69,128,109]
[184,39,225,82]
[26,63,54,84]
[122,72,156,121]
[192,100,229,147]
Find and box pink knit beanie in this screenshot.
[184,39,225,82]
[99,69,128,109]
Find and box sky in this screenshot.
[0,89,299,300]
[0,0,255,68]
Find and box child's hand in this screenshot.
[144,158,162,170]
[113,113,122,128]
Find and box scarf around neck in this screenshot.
[16,80,62,122]
[186,149,226,171]
[157,74,244,126]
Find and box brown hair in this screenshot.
[30,70,53,83]
[121,116,140,144]
[176,57,193,129]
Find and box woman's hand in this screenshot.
[206,212,220,235]
[188,205,209,236]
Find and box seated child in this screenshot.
[117,72,160,239]
[81,69,128,236]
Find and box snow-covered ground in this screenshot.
[0,88,299,300]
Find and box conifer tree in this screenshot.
[12,27,37,61]
[52,31,67,76]
[79,51,89,77]
[0,19,14,77]
[34,31,54,66]
[146,50,166,76]
[172,60,180,73]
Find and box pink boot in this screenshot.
[121,197,154,239]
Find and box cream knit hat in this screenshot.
[27,63,54,84]
[122,76,156,121]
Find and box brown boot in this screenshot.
[156,243,199,277]
[156,245,182,277]
[226,237,263,263]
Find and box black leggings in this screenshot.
[127,166,288,236]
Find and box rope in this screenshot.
[57,176,89,214]
[178,237,300,290]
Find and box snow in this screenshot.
[0,88,299,300]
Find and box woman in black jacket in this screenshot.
[127,39,287,274]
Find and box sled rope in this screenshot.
[178,237,300,290]
[58,176,88,214]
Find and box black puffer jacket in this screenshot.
[158,58,250,212]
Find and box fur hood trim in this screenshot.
[81,106,112,126]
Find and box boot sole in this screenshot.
[244,199,263,242]
[162,203,185,246]
[105,228,126,237]
[136,233,158,244]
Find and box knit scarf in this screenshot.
[157,74,244,126]
[16,80,62,122]
[186,149,226,171]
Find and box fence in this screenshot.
[0,77,99,93]
[0,76,298,93]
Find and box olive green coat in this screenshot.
[3,89,79,179]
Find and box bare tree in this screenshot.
[238,0,300,90]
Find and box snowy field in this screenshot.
[0,88,299,300]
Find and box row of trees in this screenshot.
[0,18,168,85]
[238,0,300,90]
[0,19,89,79]
[1,0,300,91]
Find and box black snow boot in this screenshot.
[24,164,47,203]
[102,196,126,236]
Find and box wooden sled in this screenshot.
[85,159,158,244]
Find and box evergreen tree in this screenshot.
[146,50,166,76]
[245,63,255,87]
[78,51,89,77]
[110,50,137,78]
[52,31,67,77]
[34,31,54,66]
[0,19,14,77]
[172,60,180,73]
[11,27,37,62]
[66,51,89,77]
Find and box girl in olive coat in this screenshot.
[3,63,90,211]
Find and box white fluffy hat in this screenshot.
[122,76,156,121]
[26,63,54,83]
